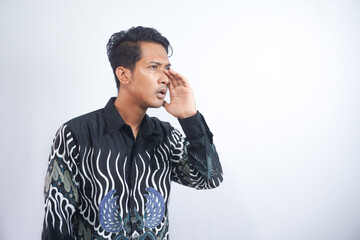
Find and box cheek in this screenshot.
[136,88,148,102]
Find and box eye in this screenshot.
[150,65,157,70]
[165,66,171,71]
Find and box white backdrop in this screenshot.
[0,0,359,239]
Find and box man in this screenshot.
[42,26,223,240]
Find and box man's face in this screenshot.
[127,41,171,109]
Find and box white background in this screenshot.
[1,0,359,239]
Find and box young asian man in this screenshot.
[42,26,223,240]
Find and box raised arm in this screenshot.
[169,112,223,189]
[163,69,223,189]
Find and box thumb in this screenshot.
[162,100,169,110]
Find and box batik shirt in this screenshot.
[42,97,223,240]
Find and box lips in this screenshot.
[156,87,167,99]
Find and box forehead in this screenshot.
[138,41,169,63]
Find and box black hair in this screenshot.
[106,26,172,89]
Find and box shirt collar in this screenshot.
[103,97,159,136]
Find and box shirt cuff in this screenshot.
[178,111,206,139]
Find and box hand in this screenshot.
[163,69,197,119]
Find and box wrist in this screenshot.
[178,110,197,119]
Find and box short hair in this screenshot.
[106,26,172,89]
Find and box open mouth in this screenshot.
[156,88,167,99]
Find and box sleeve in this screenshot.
[42,125,80,240]
[170,111,223,189]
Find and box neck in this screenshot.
[114,93,146,139]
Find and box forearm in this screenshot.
[174,112,223,189]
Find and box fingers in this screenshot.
[167,75,174,90]
[165,69,179,88]
[162,100,170,112]
[162,100,168,108]
[165,69,189,88]
[166,70,178,88]
[175,71,189,88]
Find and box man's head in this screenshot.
[107,26,171,89]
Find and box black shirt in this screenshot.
[42,97,223,240]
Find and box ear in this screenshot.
[115,66,132,85]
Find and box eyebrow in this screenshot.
[149,61,171,67]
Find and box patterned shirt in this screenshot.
[42,97,223,240]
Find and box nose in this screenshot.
[160,71,169,85]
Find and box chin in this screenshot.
[151,104,163,109]
[150,101,164,109]
[144,97,164,109]
[144,103,160,109]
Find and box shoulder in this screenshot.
[147,116,173,133]
[65,108,103,129]
[61,108,105,139]
[146,116,183,145]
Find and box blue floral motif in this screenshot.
[144,187,165,228]
[99,187,165,238]
[99,189,123,232]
